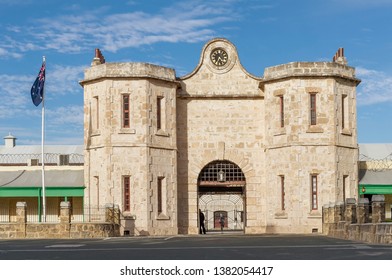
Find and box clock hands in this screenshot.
[210,48,228,66]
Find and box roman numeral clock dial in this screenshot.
[210,48,228,66]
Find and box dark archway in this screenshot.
[197,160,246,232]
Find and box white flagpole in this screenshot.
[41,56,46,222]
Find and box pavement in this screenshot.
[1,233,392,260]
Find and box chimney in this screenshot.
[4,133,16,148]
[332,48,347,65]
[91,48,106,66]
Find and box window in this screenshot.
[156,95,166,132]
[343,175,348,203]
[29,159,39,166]
[280,176,285,210]
[280,96,284,128]
[59,154,69,166]
[94,176,100,208]
[342,95,348,129]
[310,93,317,125]
[92,96,99,130]
[157,96,163,130]
[123,94,130,128]
[123,176,130,212]
[311,175,318,210]
[157,177,164,214]
[198,161,245,184]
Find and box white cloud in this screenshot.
[0,74,33,118]
[47,105,83,127]
[46,64,86,96]
[0,47,22,59]
[0,1,237,57]
[356,67,392,106]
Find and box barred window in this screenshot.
[198,161,245,185]
[311,175,318,210]
[123,94,130,128]
[157,97,163,130]
[280,176,285,210]
[310,93,317,125]
[123,176,130,212]
[157,177,164,214]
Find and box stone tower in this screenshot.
[80,51,178,235]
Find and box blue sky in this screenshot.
[0,0,391,145]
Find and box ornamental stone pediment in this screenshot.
[178,38,262,98]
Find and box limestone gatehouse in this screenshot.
[79,38,361,236]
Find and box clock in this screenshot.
[210,48,228,66]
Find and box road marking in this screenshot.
[164,236,176,240]
[352,245,372,249]
[45,244,85,248]
[6,243,385,253]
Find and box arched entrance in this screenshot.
[198,160,246,232]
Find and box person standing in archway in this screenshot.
[199,209,206,234]
[219,214,225,232]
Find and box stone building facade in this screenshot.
[80,38,361,236]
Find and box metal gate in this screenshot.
[199,193,244,231]
[198,160,246,232]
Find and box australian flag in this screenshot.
[31,62,45,106]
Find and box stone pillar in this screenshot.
[16,202,27,224]
[60,201,71,224]
[334,202,344,222]
[357,198,369,224]
[328,203,335,223]
[344,198,356,224]
[372,195,385,223]
[15,202,27,238]
[322,204,330,234]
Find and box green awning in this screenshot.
[0,169,84,197]
[359,184,392,195]
[359,169,392,195]
[0,186,84,197]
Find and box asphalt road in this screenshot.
[1,233,392,260]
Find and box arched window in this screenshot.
[198,160,245,187]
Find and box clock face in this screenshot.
[210,48,228,66]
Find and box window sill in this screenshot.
[91,130,101,136]
[274,211,288,219]
[156,213,170,220]
[156,130,170,137]
[122,213,136,220]
[340,128,352,136]
[273,127,286,136]
[308,210,322,218]
[119,128,136,134]
[306,125,324,133]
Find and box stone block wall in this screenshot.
[0,202,120,239]
[323,195,392,244]
[80,38,361,236]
